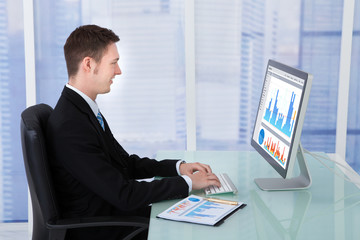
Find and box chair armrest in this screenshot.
[47,216,149,230]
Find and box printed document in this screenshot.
[157,195,246,226]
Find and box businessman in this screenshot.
[46,24,220,240]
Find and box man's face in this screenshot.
[92,43,121,95]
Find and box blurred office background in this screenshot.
[1,0,359,222]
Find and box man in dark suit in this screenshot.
[46,25,220,240]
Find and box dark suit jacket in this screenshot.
[46,86,188,239]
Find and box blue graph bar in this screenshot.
[264,90,296,137]
[185,201,223,219]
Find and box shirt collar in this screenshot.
[66,84,99,117]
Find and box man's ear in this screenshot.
[81,57,93,73]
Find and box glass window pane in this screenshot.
[0,0,27,222]
[195,0,249,150]
[300,0,343,153]
[347,0,360,173]
[34,0,81,106]
[195,0,343,156]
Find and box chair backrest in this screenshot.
[20,104,57,239]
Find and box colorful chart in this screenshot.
[263,136,287,166]
[258,128,289,168]
[167,199,193,215]
[185,201,224,219]
[263,89,297,138]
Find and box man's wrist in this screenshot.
[181,175,192,193]
[176,160,192,192]
[176,160,186,175]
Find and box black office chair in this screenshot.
[20,103,149,240]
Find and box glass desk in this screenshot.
[148,151,360,240]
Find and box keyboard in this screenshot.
[205,173,238,195]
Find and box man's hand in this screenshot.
[179,162,221,190]
[188,171,221,190]
[179,162,212,176]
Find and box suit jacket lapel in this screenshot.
[101,113,129,170]
[62,86,129,170]
[62,87,101,130]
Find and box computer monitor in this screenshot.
[251,59,313,191]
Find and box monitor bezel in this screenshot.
[251,59,312,179]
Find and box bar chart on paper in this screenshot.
[157,195,243,226]
[185,201,225,219]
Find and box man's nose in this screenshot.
[115,64,122,75]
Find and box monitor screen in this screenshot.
[251,60,312,180]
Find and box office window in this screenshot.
[195,0,343,157]
[0,0,27,222]
[347,0,360,173]
[299,0,343,153]
[34,0,186,159]
[34,0,81,107]
[195,0,244,150]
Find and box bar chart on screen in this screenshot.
[263,135,288,167]
[263,78,301,140]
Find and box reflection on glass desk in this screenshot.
[250,190,311,239]
[148,151,360,240]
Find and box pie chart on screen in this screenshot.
[258,129,265,145]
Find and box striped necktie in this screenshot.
[97,111,105,131]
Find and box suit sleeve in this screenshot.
[110,136,181,179]
[48,116,189,212]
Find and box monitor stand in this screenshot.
[254,143,312,191]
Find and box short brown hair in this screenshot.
[64,25,120,78]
